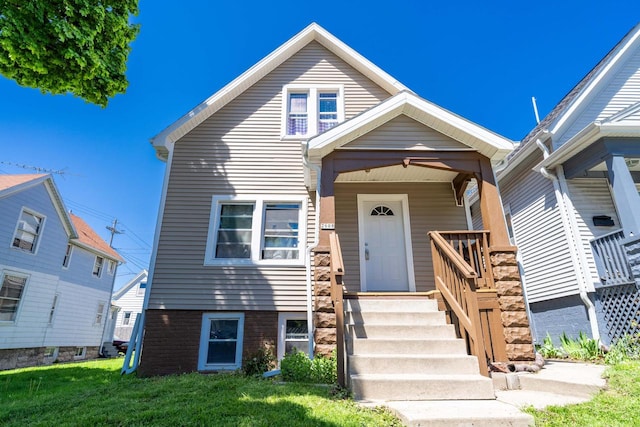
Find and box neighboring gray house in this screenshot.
[0,174,122,370]
[495,23,640,345]
[112,269,147,341]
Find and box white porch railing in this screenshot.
[591,229,633,286]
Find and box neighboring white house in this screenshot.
[494,23,640,345]
[0,174,123,370]
[112,269,147,341]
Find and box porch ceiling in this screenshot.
[335,164,457,182]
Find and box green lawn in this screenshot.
[526,360,640,426]
[0,359,401,427]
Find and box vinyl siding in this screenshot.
[113,280,146,340]
[565,177,619,288]
[334,182,467,292]
[343,115,469,150]
[150,41,391,311]
[556,48,640,148]
[499,153,580,302]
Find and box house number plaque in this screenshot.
[320,223,335,230]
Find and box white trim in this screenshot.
[0,270,30,324]
[95,301,106,325]
[281,84,345,139]
[356,194,416,292]
[462,192,474,231]
[11,207,46,255]
[93,255,104,278]
[198,312,245,371]
[277,312,309,361]
[48,293,60,326]
[62,244,73,269]
[73,346,87,360]
[204,195,307,266]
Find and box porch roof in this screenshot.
[306,91,515,166]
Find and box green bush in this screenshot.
[242,346,275,377]
[280,350,337,384]
[537,333,564,359]
[560,331,603,361]
[606,334,640,365]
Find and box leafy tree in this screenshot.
[0,1,139,107]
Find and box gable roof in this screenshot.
[307,90,515,163]
[0,174,76,238]
[70,213,123,262]
[501,22,640,178]
[113,269,148,300]
[150,23,409,160]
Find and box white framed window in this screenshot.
[12,209,45,253]
[107,260,116,275]
[48,293,59,325]
[136,281,147,296]
[277,313,309,361]
[95,302,106,325]
[282,85,344,138]
[44,346,58,362]
[74,347,86,359]
[122,311,132,326]
[198,313,244,371]
[93,256,104,277]
[62,244,73,268]
[0,272,28,322]
[205,196,306,266]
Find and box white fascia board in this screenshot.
[537,121,640,171]
[113,269,148,300]
[43,178,78,239]
[71,240,122,263]
[308,91,515,160]
[550,27,640,138]
[151,23,409,159]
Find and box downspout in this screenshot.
[536,139,600,341]
[302,142,321,359]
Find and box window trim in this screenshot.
[93,256,104,278]
[48,293,60,325]
[0,270,29,324]
[62,244,73,268]
[198,312,244,371]
[74,346,86,359]
[281,84,344,139]
[277,312,309,361]
[11,208,46,255]
[122,311,132,326]
[204,195,307,266]
[107,260,116,275]
[94,301,106,325]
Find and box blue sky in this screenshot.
[1,1,639,289]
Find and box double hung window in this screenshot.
[277,313,309,361]
[206,196,305,265]
[198,313,244,370]
[0,272,27,322]
[93,256,104,277]
[283,85,343,137]
[12,209,44,253]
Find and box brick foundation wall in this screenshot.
[138,309,278,377]
[313,248,337,357]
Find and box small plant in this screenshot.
[605,334,640,365]
[560,331,603,361]
[280,349,337,384]
[242,346,275,377]
[536,333,564,359]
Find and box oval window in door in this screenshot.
[370,205,394,216]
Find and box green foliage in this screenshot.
[242,346,275,377]
[0,1,140,107]
[0,358,401,426]
[280,349,337,384]
[605,334,640,365]
[537,333,565,359]
[559,332,604,361]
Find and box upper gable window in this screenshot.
[12,209,44,253]
[282,85,343,138]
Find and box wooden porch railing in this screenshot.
[591,229,634,286]
[429,230,491,376]
[329,232,346,388]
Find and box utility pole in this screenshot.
[106,219,124,247]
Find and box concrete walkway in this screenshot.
[379,360,608,426]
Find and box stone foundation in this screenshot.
[313,248,337,357]
[0,346,100,371]
[490,247,535,361]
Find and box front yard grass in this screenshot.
[0,358,401,426]
[525,360,640,426]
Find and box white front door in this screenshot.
[358,195,415,292]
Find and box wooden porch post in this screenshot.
[478,157,510,247]
[319,157,336,248]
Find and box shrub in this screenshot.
[536,333,565,359]
[606,334,640,365]
[242,346,275,377]
[560,331,603,361]
[280,350,337,384]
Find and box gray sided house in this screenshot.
[495,23,640,346]
[0,174,122,370]
[141,23,535,399]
